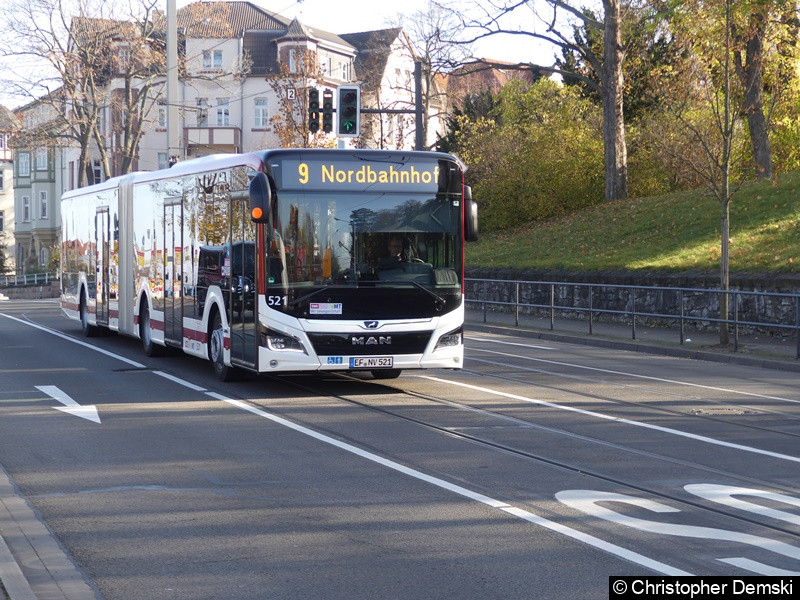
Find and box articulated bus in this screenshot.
[61,149,478,380]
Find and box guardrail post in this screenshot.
[631,287,636,340]
[796,298,800,359]
[589,286,594,335]
[550,284,555,330]
[733,291,739,353]
[515,282,520,327]
[679,289,685,345]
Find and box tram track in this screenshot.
[461,362,800,441]
[259,371,800,544]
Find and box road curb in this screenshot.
[0,465,99,600]
[0,470,39,600]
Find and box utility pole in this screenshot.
[166,0,181,165]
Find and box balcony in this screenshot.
[184,126,241,155]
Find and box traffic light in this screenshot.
[337,85,360,137]
[308,87,320,133]
[322,89,333,133]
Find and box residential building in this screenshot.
[342,28,446,150]
[12,97,63,275]
[0,106,15,273]
[9,1,449,274]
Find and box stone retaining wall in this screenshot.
[0,282,60,300]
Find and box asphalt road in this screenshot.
[1,299,799,599]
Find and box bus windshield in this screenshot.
[270,190,461,289]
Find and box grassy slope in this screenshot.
[467,171,800,273]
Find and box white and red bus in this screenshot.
[61,149,478,380]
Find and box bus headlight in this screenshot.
[262,327,307,354]
[434,327,462,351]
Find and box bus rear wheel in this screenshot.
[371,369,401,379]
[140,303,164,357]
[209,311,234,381]
[79,294,97,337]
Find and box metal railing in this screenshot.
[465,278,800,358]
[0,272,57,287]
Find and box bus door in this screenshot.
[95,207,110,326]
[163,196,183,345]
[228,194,257,368]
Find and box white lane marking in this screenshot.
[464,342,800,404]
[685,484,800,527]
[217,395,690,575]
[154,371,207,392]
[36,385,101,424]
[556,489,800,576]
[418,375,800,464]
[0,313,146,369]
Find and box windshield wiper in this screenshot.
[378,279,447,309]
[288,286,334,307]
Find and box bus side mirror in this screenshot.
[464,185,478,242]
[249,172,272,223]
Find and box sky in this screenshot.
[0,0,555,109]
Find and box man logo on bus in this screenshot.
[351,336,391,346]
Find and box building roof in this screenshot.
[341,28,404,92]
[0,105,17,132]
[177,1,289,37]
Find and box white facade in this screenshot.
[0,127,14,272]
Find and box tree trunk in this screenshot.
[602,0,628,202]
[719,199,731,345]
[738,10,773,179]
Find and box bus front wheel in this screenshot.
[371,369,401,380]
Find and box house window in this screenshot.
[0,210,4,232]
[40,247,48,267]
[39,191,48,220]
[203,50,222,69]
[158,152,169,170]
[158,104,167,128]
[119,47,131,71]
[340,62,350,81]
[289,49,299,74]
[197,98,208,127]
[93,160,103,185]
[0,134,5,149]
[22,196,30,222]
[254,98,268,128]
[216,98,230,126]
[36,149,48,171]
[0,170,4,191]
[18,153,30,177]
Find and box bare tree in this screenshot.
[1,0,167,185]
[389,2,472,149]
[263,47,334,149]
[439,0,631,202]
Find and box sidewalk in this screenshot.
[0,465,98,600]
[466,308,800,373]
